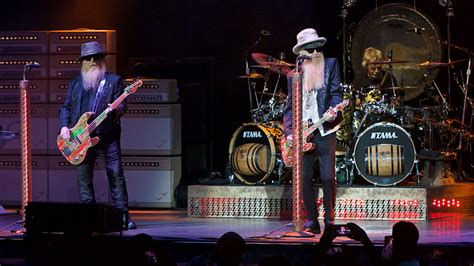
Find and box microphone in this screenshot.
[298,55,312,61]
[26,61,41,70]
[405,27,425,34]
[260,30,271,36]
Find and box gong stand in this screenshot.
[340,0,356,84]
[440,0,454,106]
[19,63,35,221]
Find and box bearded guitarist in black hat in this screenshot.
[59,41,136,230]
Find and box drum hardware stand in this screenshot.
[461,56,471,126]
[424,67,450,118]
[385,49,399,106]
[439,0,454,105]
[345,156,356,186]
[244,31,269,114]
[414,158,422,187]
[457,56,473,180]
[276,157,285,185]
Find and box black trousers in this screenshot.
[302,132,336,224]
[76,135,129,212]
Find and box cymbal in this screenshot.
[251,52,293,75]
[267,61,295,67]
[417,59,467,67]
[257,91,287,98]
[368,60,413,65]
[447,119,470,129]
[385,86,418,90]
[238,73,264,79]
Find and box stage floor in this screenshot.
[2,209,474,246]
[1,208,474,265]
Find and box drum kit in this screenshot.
[228,3,473,186]
[229,53,291,185]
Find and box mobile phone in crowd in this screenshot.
[384,235,393,247]
[333,224,351,236]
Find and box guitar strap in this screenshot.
[91,79,106,114]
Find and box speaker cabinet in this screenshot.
[47,156,110,203]
[0,156,48,205]
[121,104,181,156]
[25,202,124,235]
[0,105,48,155]
[123,156,181,208]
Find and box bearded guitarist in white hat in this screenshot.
[283,28,344,234]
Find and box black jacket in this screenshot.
[59,72,127,135]
[283,57,343,137]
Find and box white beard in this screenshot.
[82,64,106,91]
[302,54,325,92]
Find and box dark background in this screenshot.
[2,0,473,180]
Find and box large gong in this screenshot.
[351,4,442,101]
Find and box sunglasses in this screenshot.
[303,47,323,53]
[82,55,105,62]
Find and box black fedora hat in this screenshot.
[78,41,107,61]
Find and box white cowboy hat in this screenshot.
[292,28,327,55]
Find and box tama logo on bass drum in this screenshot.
[370,132,398,139]
[242,131,263,138]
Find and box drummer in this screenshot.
[352,47,398,105]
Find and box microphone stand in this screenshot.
[283,55,312,238]
[19,63,34,224]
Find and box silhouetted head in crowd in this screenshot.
[391,221,420,262]
[212,231,246,266]
[130,233,158,265]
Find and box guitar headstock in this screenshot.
[125,79,143,94]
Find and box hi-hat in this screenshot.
[238,73,264,79]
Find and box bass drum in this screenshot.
[353,122,416,186]
[229,123,284,185]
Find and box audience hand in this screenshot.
[319,224,337,246]
[346,223,373,246]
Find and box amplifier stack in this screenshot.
[0,30,182,208]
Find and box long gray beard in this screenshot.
[302,54,325,92]
[82,65,105,91]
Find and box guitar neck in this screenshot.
[302,100,348,139]
[87,90,129,133]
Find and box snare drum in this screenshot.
[353,122,416,186]
[228,123,284,184]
